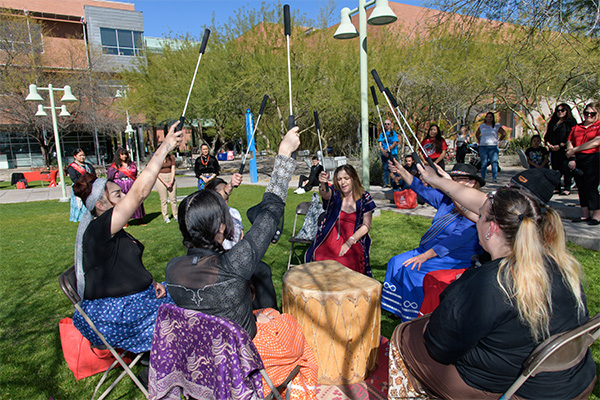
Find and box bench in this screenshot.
[12,170,59,188]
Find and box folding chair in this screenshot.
[149,304,301,400]
[287,201,312,269]
[516,148,530,169]
[58,266,148,400]
[500,312,600,400]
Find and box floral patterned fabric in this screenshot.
[388,331,429,399]
[148,304,264,400]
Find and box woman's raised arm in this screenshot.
[110,122,182,234]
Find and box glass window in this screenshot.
[100,28,143,57]
[100,28,117,46]
[117,30,133,48]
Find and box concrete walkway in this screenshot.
[1,157,598,251]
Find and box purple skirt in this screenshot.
[114,178,145,220]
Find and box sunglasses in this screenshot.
[384,123,391,126]
[487,191,497,220]
[583,111,597,117]
[556,108,566,113]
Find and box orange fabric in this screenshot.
[252,308,318,400]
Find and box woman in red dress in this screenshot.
[305,165,376,276]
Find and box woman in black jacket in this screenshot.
[544,103,577,195]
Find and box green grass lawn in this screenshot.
[0,187,598,399]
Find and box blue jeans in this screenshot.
[479,145,499,181]
[381,154,396,185]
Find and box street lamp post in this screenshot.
[334,0,397,190]
[116,89,141,167]
[26,84,77,202]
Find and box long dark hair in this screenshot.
[547,103,576,131]
[425,124,445,154]
[178,190,234,252]
[333,164,364,202]
[112,147,130,166]
[485,112,496,126]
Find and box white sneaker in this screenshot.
[174,217,178,222]
[295,188,305,194]
[164,218,171,223]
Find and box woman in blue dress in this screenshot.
[382,161,484,321]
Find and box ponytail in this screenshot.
[498,216,551,342]
[492,188,584,342]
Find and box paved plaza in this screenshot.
[0,156,597,251]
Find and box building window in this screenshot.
[100,28,143,56]
[0,18,43,54]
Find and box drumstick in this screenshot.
[240,95,269,174]
[176,28,211,131]
[313,110,326,172]
[370,86,390,151]
[284,4,294,129]
[371,69,440,174]
[370,73,417,163]
[269,4,293,245]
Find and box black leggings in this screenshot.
[250,261,279,311]
[550,150,572,191]
[573,152,599,210]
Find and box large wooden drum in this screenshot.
[282,260,382,385]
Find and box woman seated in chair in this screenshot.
[304,164,376,276]
[71,123,182,354]
[165,127,318,400]
[382,162,484,322]
[392,167,596,399]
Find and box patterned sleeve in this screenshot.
[221,155,296,280]
[362,191,377,214]
[266,155,297,201]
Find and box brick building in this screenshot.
[0,0,146,168]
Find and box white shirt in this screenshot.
[479,123,502,146]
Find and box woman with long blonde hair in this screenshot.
[390,166,595,399]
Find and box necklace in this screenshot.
[201,155,209,166]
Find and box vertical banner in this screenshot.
[244,109,258,183]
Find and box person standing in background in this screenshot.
[156,142,178,223]
[475,112,506,183]
[194,143,220,190]
[379,119,399,187]
[107,148,145,224]
[67,148,95,222]
[567,101,600,225]
[544,103,577,195]
[454,126,470,164]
